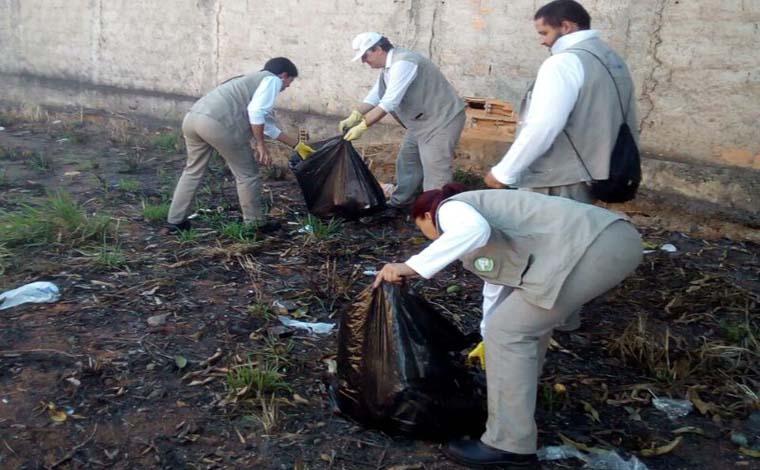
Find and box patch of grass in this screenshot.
[152,131,183,153]
[141,201,170,223]
[248,302,275,321]
[0,191,112,248]
[89,241,127,269]
[0,168,7,189]
[297,214,343,240]
[175,228,198,244]
[220,221,258,242]
[226,359,291,399]
[453,167,485,189]
[25,150,52,171]
[118,178,140,193]
[107,119,134,146]
[60,122,90,144]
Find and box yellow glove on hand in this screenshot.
[339,110,363,133]
[344,119,369,142]
[294,141,315,160]
[467,341,486,368]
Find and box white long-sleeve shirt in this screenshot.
[247,75,282,139]
[363,48,418,114]
[491,30,600,185]
[405,200,509,332]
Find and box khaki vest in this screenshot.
[516,37,639,188]
[442,190,626,309]
[190,70,273,143]
[377,48,464,140]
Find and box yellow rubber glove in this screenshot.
[294,141,315,160]
[467,341,486,368]
[344,119,369,142]
[339,110,363,133]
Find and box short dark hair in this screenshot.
[371,36,394,53]
[410,183,467,220]
[263,57,298,78]
[534,0,591,30]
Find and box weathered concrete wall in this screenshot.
[1,0,759,167]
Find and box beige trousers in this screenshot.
[522,183,594,330]
[167,112,263,224]
[480,220,642,454]
[389,110,466,207]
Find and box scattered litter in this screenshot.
[538,445,649,469]
[362,270,378,276]
[63,171,81,177]
[0,126,5,131]
[643,243,678,255]
[56,138,69,143]
[278,316,334,335]
[297,224,314,234]
[652,397,693,419]
[0,281,60,310]
[147,313,169,327]
[272,299,299,314]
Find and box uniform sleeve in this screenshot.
[405,201,491,279]
[490,53,584,185]
[363,76,382,106]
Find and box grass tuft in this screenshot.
[220,221,258,242]
[226,359,291,399]
[297,214,343,240]
[152,131,183,153]
[118,178,140,193]
[141,200,170,223]
[0,192,111,248]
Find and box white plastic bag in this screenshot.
[0,282,61,310]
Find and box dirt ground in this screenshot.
[0,109,758,470]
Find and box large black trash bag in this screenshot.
[289,136,386,219]
[336,283,486,439]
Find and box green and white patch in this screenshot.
[473,256,495,273]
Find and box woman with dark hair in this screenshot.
[373,184,642,468]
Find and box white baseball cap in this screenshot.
[351,32,382,62]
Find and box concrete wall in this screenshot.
[1,0,759,168]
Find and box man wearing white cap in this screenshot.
[339,32,466,213]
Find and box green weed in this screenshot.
[25,151,52,171]
[0,243,11,275]
[297,214,342,240]
[141,200,170,223]
[118,178,140,193]
[123,150,145,173]
[152,131,183,153]
[0,192,111,248]
[248,302,275,321]
[226,360,291,399]
[176,228,198,244]
[0,168,7,188]
[89,240,127,269]
[220,221,258,242]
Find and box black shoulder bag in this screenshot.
[563,49,641,203]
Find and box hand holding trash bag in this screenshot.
[344,120,369,141]
[372,263,417,288]
[294,141,315,159]
[339,110,364,133]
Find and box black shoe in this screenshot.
[252,220,281,234]
[162,220,191,234]
[442,439,539,469]
[377,205,409,219]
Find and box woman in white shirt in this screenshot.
[373,183,642,468]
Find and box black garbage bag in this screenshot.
[289,136,386,219]
[336,283,486,439]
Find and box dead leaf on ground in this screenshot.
[640,436,683,457]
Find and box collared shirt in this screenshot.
[363,48,419,113]
[405,200,504,333]
[247,75,282,139]
[491,30,599,185]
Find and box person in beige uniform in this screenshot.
[167,57,314,232]
[339,32,466,214]
[485,0,639,332]
[373,184,642,468]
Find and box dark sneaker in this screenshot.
[443,439,539,468]
[161,220,191,234]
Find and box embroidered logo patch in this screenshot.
[473,257,495,273]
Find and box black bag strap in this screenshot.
[562,47,633,179]
[565,47,630,120]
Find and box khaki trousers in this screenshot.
[522,183,594,330]
[167,112,263,224]
[480,220,642,454]
[389,110,466,207]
